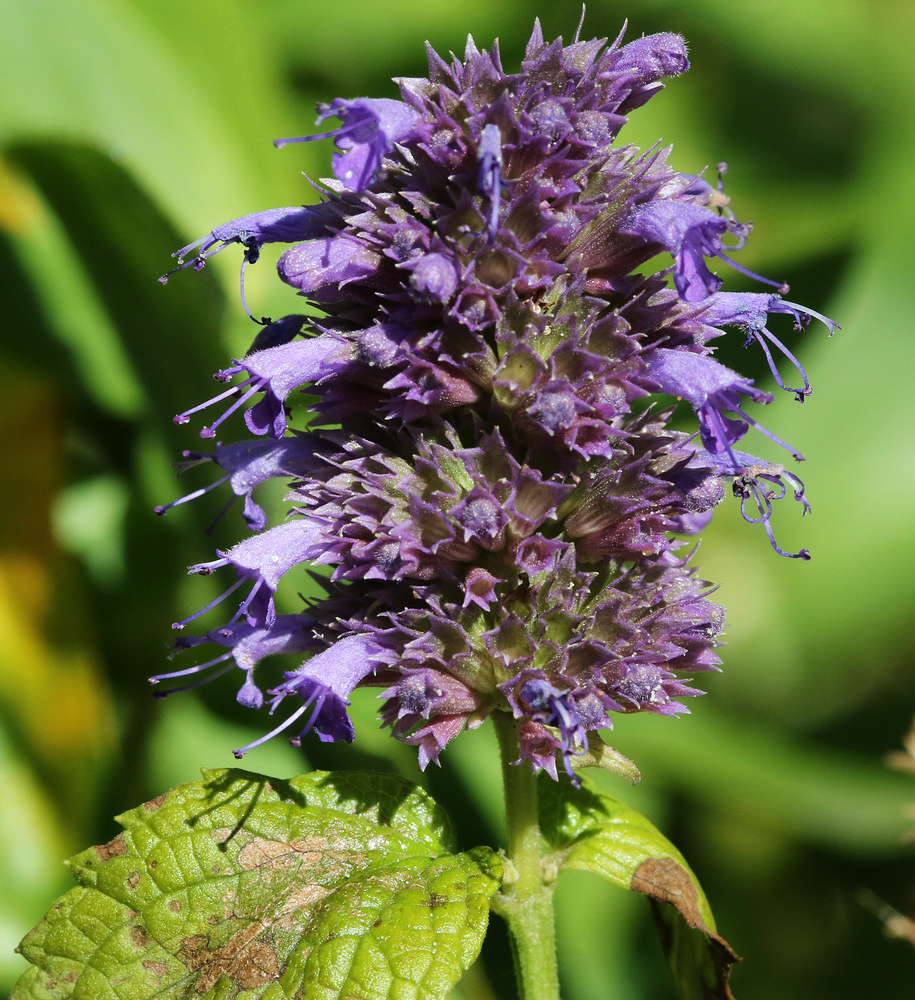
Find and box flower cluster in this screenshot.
[155,21,834,782]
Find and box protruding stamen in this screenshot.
[154,472,231,516]
[747,326,812,402]
[732,406,804,461]
[781,300,841,336]
[232,699,313,758]
[716,249,788,294]
[171,577,243,630]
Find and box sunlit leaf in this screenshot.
[14,769,502,1000]
[540,775,739,1000]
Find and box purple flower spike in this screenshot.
[275,97,420,191]
[158,17,832,772]
[233,633,383,757]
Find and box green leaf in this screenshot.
[14,769,502,1000]
[540,775,739,1000]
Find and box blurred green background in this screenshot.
[1,0,914,997]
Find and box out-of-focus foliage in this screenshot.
[1,0,913,997]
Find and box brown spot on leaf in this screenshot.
[143,794,166,811]
[281,884,332,913]
[633,858,741,1000]
[142,960,169,978]
[179,924,280,993]
[149,860,158,869]
[94,834,128,861]
[179,935,209,962]
[130,925,148,948]
[632,857,709,931]
[169,900,182,913]
[237,836,328,871]
[425,894,448,909]
[126,872,140,889]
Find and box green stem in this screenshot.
[492,712,561,1000]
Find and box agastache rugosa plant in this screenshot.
[153,23,835,765]
[14,17,836,1000]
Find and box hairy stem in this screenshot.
[492,712,561,1000]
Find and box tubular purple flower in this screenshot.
[615,32,690,113]
[175,519,321,631]
[501,674,588,786]
[158,207,325,283]
[155,437,320,531]
[620,201,787,301]
[699,448,811,559]
[173,336,350,439]
[233,634,384,757]
[477,124,504,242]
[150,614,319,709]
[645,348,803,462]
[277,234,382,297]
[275,97,421,191]
[699,291,839,401]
